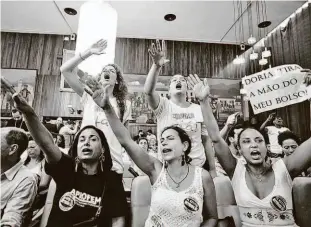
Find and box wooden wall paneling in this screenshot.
[33,74,45,116]
[39,35,53,75]
[11,33,32,68]
[1,32,8,66]
[51,35,64,76]
[200,43,212,79]
[300,5,311,68]
[115,38,125,70]
[161,40,174,76]
[1,32,16,68]
[188,42,203,77]
[122,38,150,75]
[10,33,22,68]
[173,40,189,76]
[27,34,45,70]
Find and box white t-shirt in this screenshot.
[81,92,132,174]
[266,126,289,154]
[154,97,208,167]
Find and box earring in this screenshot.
[75,157,80,172]
[164,161,168,168]
[181,155,185,166]
[99,153,105,172]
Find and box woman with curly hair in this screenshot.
[60,39,131,175]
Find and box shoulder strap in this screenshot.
[94,184,106,218]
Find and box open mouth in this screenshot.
[82,148,93,155]
[162,148,172,154]
[176,83,182,89]
[104,74,110,80]
[250,150,261,159]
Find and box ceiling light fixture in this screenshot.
[250,50,258,60]
[247,35,256,45]
[258,20,271,28]
[164,14,176,21]
[262,47,271,58]
[64,7,77,15]
[259,57,268,66]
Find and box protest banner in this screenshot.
[242,64,311,114]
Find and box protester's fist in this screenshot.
[12,93,34,114]
[301,69,311,86]
[89,39,107,55]
[148,40,170,67]
[187,74,210,101]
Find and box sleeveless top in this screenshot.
[232,159,296,227]
[145,166,204,227]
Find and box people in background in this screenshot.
[226,124,244,160]
[131,137,158,176]
[55,117,64,133]
[193,75,311,226]
[5,108,28,131]
[59,120,80,148]
[144,39,216,177]
[12,93,127,227]
[278,131,311,176]
[60,39,131,175]
[90,84,218,227]
[133,129,145,142]
[24,138,51,191]
[146,129,156,144]
[1,127,38,226]
[260,114,290,155]
[45,117,64,134]
[52,133,68,154]
[249,116,261,130]
[278,131,301,157]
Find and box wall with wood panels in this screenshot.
[1,32,242,117]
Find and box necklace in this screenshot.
[166,164,189,188]
[246,166,267,182]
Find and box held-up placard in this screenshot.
[242,64,311,114]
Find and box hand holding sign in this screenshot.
[301,69,311,86]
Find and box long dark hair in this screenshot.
[98,63,128,122]
[161,125,192,164]
[68,125,113,173]
[24,139,44,166]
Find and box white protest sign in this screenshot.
[242,64,311,114]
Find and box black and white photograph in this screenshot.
[1,1,311,227]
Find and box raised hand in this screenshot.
[187,74,210,101]
[12,93,34,114]
[267,113,276,121]
[226,112,240,126]
[86,82,111,108]
[148,40,170,67]
[89,39,107,55]
[301,69,311,86]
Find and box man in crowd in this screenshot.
[5,108,28,131]
[1,127,38,226]
[59,120,80,148]
[260,113,290,154]
[146,129,156,144]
